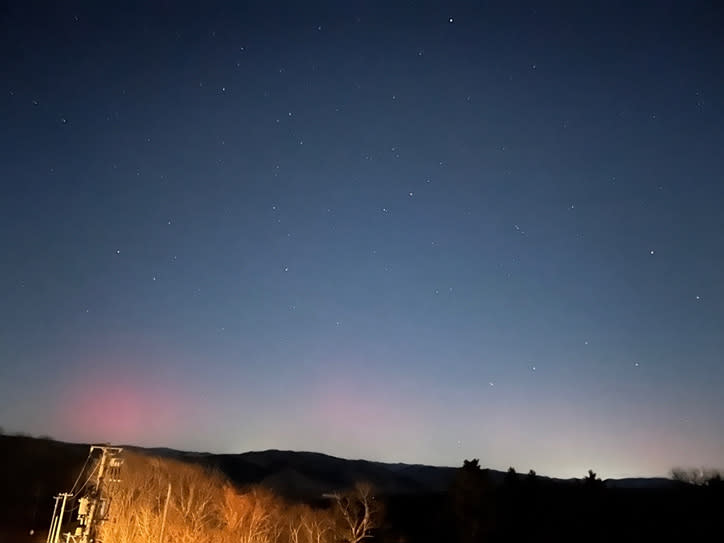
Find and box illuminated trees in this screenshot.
[301,506,333,543]
[330,482,382,543]
[97,453,165,543]
[220,480,382,543]
[221,485,282,543]
[165,463,224,543]
[97,452,382,543]
[284,503,334,543]
[98,453,225,543]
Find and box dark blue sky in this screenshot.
[1,1,723,477]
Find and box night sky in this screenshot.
[2,1,723,479]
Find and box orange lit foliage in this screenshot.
[221,485,281,543]
[99,452,379,543]
[286,504,333,543]
[99,452,225,543]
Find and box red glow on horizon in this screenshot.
[54,357,188,445]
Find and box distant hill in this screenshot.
[604,477,677,489]
[123,446,461,500]
[1,434,679,505]
[0,434,708,543]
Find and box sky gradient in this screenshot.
[1,1,723,479]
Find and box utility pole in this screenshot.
[47,445,123,543]
[77,446,123,543]
[46,495,60,543]
[47,492,72,543]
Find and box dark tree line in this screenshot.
[382,460,723,543]
[2,433,723,543]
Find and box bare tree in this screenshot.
[283,504,334,543]
[98,453,224,543]
[165,463,223,543]
[221,485,282,543]
[671,467,722,486]
[98,452,165,543]
[98,450,381,543]
[330,482,381,543]
[301,507,333,543]
[286,505,306,543]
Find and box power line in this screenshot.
[73,458,101,498]
[46,445,124,543]
[69,451,92,495]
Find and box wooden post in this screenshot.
[158,483,171,543]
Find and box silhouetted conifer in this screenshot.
[449,459,494,543]
[504,466,518,486]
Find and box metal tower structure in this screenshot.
[46,445,123,543]
[76,445,123,543]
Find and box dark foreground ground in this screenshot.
[1,434,721,543]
